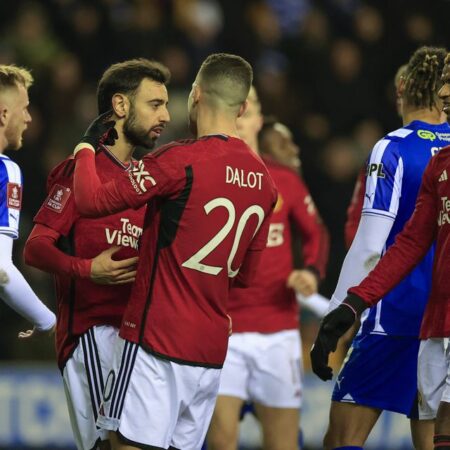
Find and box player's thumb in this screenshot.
[105,245,122,257]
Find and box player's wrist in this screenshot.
[74,142,96,156]
[342,293,367,317]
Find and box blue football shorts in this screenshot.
[332,332,420,418]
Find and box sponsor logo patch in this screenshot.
[7,183,21,210]
[417,129,436,141]
[128,160,156,194]
[45,184,71,213]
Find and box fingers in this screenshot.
[18,329,34,339]
[310,341,333,381]
[113,256,139,269]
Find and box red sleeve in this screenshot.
[289,174,329,278]
[73,148,171,216]
[24,224,91,278]
[350,157,438,305]
[345,167,365,249]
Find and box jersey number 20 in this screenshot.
[182,197,265,277]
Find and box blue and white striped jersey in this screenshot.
[0,154,23,239]
[361,120,450,336]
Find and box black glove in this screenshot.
[310,293,367,381]
[76,110,118,152]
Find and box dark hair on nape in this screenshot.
[403,46,447,109]
[97,58,171,114]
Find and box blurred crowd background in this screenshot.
[1,0,450,367]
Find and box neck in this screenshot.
[196,106,240,139]
[402,104,443,126]
[107,126,134,163]
[245,137,260,155]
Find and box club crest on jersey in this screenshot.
[128,160,156,194]
[7,183,22,210]
[45,184,71,213]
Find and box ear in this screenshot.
[0,105,8,127]
[237,100,248,118]
[111,93,129,119]
[192,84,201,104]
[396,76,405,98]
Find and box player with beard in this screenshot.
[23,59,170,450]
[70,53,277,450]
[0,65,55,337]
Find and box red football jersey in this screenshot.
[73,135,277,367]
[228,158,329,333]
[350,146,450,338]
[34,147,145,369]
[345,166,365,249]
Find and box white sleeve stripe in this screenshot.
[388,156,403,216]
[364,139,391,209]
[387,128,414,138]
[3,159,21,185]
[361,210,396,219]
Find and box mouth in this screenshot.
[150,125,164,139]
[443,104,450,114]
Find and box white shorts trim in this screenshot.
[63,325,118,450]
[418,338,450,420]
[97,337,221,450]
[218,329,303,408]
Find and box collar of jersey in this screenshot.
[99,144,133,171]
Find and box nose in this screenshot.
[161,106,170,123]
[25,109,32,123]
[439,83,450,100]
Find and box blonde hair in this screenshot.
[0,65,33,91]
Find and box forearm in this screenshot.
[74,148,126,216]
[301,222,329,279]
[24,225,91,278]
[329,214,393,312]
[0,235,55,330]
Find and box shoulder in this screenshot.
[0,156,21,184]
[46,157,75,191]
[151,139,201,160]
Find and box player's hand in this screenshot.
[310,294,367,381]
[18,324,56,339]
[90,246,138,285]
[74,110,118,155]
[227,314,233,336]
[287,269,318,297]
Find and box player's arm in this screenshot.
[24,225,138,285]
[311,156,438,380]
[286,175,329,296]
[344,165,366,249]
[72,113,168,217]
[0,233,56,333]
[234,194,277,288]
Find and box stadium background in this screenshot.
[1,0,450,448]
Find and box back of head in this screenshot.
[97,58,170,114]
[197,53,253,112]
[403,46,447,110]
[0,65,33,94]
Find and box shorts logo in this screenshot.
[128,160,156,194]
[45,184,71,213]
[103,370,116,402]
[417,130,436,141]
[7,183,22,210]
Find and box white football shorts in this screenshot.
[62,325,118,450]
[417,338,450,419]
[97,336,221,450]
[218,329,303,408]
